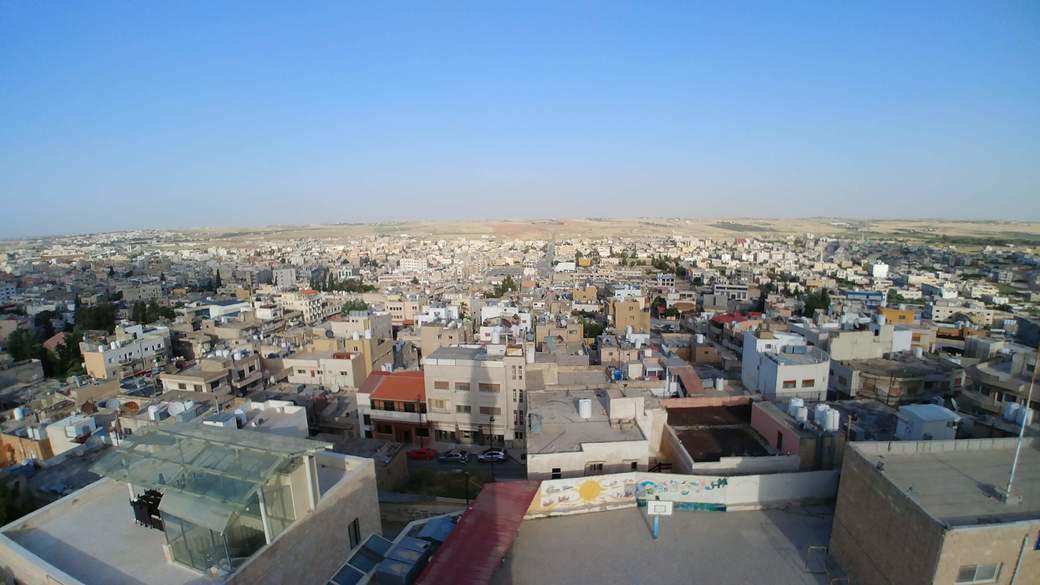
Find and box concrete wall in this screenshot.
[527,439,650,480]
[934,521,1040,585]
[229,454,381,585]
[525,469,838,518]
[829,445,945,585]
[692,455,801,475]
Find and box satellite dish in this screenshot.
[167,402,186,416]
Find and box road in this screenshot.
[407,451,526,480]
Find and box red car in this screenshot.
[406,447,438,460]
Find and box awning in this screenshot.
[415,481,539,585]
[158,489,234,533]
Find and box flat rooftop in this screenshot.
[667,404,750,427]
[853,438,1040,526]
[492,506,833,585]
[3,479,211,585]
[675,427,769,461]
[527,391,644,455]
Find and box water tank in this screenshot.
[365,329,372,340]
[110,341,119,350]
[578,398,593,419]
[788,398,805,417]
[814,404,830,425]
[914,347,924,359]
[1015,407,1034,427]
[13,407,27,421]
[795,406,809,422]
[695,334,705,344]
[715,378,725,391]
[825,409,840,432]
[875,314,886,326]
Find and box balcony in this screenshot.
[368,409,424,424]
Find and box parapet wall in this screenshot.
[525,469,838,518]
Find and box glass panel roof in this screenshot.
[93,420,332,530]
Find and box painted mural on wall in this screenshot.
[527,472,731,516]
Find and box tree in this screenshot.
[5,329,39,362]
[803,289,831,316]
[213,269,222,290]
[582,319,605,339]
[0,479,36,525]
[75,303,117,333]
[411,276,420,285]
[107,266,115,278]
[56,331,84,376]
[33,311,58,340]
[491,276,517,298]
[146,300,161,322]
[341,300,369,314]
[132,301,147,324]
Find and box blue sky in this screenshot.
[1,2,1038,236]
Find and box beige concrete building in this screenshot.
[525,387,667,480]
[80,324,171,380]
[610,297,650,333]
[418,320,470,362]
[423,344,527,446]
[534,315,584,351]
[284,351,366,392]
[830,439,1040,585]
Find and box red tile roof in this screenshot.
[366,370,426,402]
[415,481,540,585]
[42,332,66,353]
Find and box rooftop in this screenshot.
[852,438,1040,526]
[2,478,210,585]
[491,506,833,585]
[368,370,426,402]
[526,390,645,455]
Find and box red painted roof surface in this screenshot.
[42,332,66,352]
[710,311,762,325]
[367,370,426,402]
[358,371,389,395]
[676,367,705,395]
[416,480,540,585]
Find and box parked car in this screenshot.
[477,448,507,463]
[406,447,438,460]
[438,449,470,464]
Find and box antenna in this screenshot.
[1003,342,1039,503]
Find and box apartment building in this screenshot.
[326,311,394,380]
[423,344,527,447]
[713,283,749,301]
[272,267,296,288]
[284,351,366,392]
[926,298,995,326]
[609,297,650,333]
[274,290,338,324]
[417,320,470,362]
[79,324,171,380]
[741,331,829,401]
[358,370,428,444]
[534,315,584,351]
[384,295,423,326]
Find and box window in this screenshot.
[178,382,186,390]
[416,427,429,437]
[455,405,472,414]
[348,518,361,550]
[515,431,524,440]
[630,461,639,470]
[296,369,306,375]
[362,414,371,425]
[801,379,816,388]
[434,381,449,390]
[584,462,604,476]
[782,380,797,389]
[403,403,416,413]
[480,407,502,416]
[376,424,393,434]
[956,564,1001,584]
[479,383,500,393]
[429,399,448,411]
[454,382,470,391]
[551,468,562,479]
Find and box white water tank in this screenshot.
[1015,407,1034,427]
[914,347,924,359]
[795,406,809,422]
[577,398,592,419]
[695,334,705,344]
[824,409,840,432]
[715,378,725,391]
[814,404,830,425]
[788,398,805,417]
[13,407,27,421]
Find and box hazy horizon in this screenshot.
[2,2,1038,237]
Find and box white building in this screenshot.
[871,263,889,279]
[741,331,829,400]
[273,267,297,289]
[894,404,960,441]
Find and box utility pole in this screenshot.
[1003,342,1039,503]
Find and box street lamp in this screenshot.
[454,468,471,507]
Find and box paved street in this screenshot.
[405,444,526,480]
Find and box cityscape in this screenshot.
[2,3,1038,585]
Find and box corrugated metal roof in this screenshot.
[415,481,540,585]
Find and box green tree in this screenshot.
[582,319,604,339]
[146,300,161,322]
[213,269,222,290]
[0,479,36,525]
[491,276,517,298]
[341,299,370,314]
[132,301,147,324]
[5,329,39,362]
